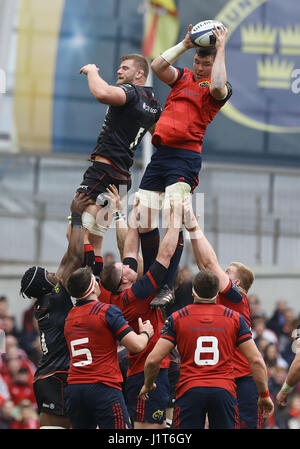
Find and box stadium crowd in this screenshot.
[0,264,299,429]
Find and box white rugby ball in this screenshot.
[190,20,224,47]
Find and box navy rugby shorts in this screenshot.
[77,161,131,202]
[139,145,202,193]
[125,368,170,424]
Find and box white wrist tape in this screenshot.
[281,381,292,394]
[161,42,188,65]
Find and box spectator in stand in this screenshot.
[263,343,288,373]
[281,327,300,368]
[278,308,297,352]
[1,348,35,388]
[1,314,20,341]
[252,315,278,348]
[266,365,289,428]
[10,399,39,429]
[8,366,36,407]
[19,305,41,366]
[0,373,10,405]
[0,295,8,321]
[283,394,300,429]
[248,294,264,323]
[0,399,16,429]
[103,252,116,265]
[267,300,287,337]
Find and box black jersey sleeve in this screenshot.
[214,81,233,103]
[130,261,167,300]
[118,83,139,105]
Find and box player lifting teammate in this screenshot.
[20,193,93,429]
[140,270,274,429]
[183,199,267,429]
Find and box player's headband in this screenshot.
[192,287,216,302]
[76,275,96,300]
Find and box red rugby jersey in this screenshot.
[162,303,252,399]
[109,261,170,376]
[64,299,132,387]
[152,67,231,152]
[217,280,252,378]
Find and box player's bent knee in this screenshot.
[165,182,191,205]
[90,222,109,237]
[82,211,96,232]
[137,189,165,210]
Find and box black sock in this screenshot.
[163,231,184,289]
[83,244,95,268]
[140,228,160,274]
[93,256,103,276]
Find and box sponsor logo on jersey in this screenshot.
[143,102,157,114]
[54,283,60,293]
[199,81,211,87]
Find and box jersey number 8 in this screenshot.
[194,336,219,366]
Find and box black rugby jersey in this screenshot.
[33,281,73,382]
[91,83,162,174]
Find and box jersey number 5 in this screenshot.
[194,336,219,366]
[70,338,92,367]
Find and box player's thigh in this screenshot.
[126,369,170,425]
[33,373,69,418]
[94,385,131,429]
[137,189,163,230]
[236,375,262,428]
[207,387,239,429]
[77,163,130,202]
[173,388,207,429]
[65,384,97,429]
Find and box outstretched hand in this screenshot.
[183,24,198,49]
[212,24,228,50]
[80,64,99,75]
[70,192,94,215]
[139,382,157,401]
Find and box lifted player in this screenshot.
[137,24,232,307]
[76,54,162,245]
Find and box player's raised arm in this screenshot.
[156,200,183,268]
[183,199,229,291]
[80,64,126,106]
[210,25,229,100]
[56,193,94,285]
[151,24,196,85]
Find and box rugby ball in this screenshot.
[190,20,224,47]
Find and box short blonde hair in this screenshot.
[230,262,254,293]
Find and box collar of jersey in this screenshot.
[75,299,98,306]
